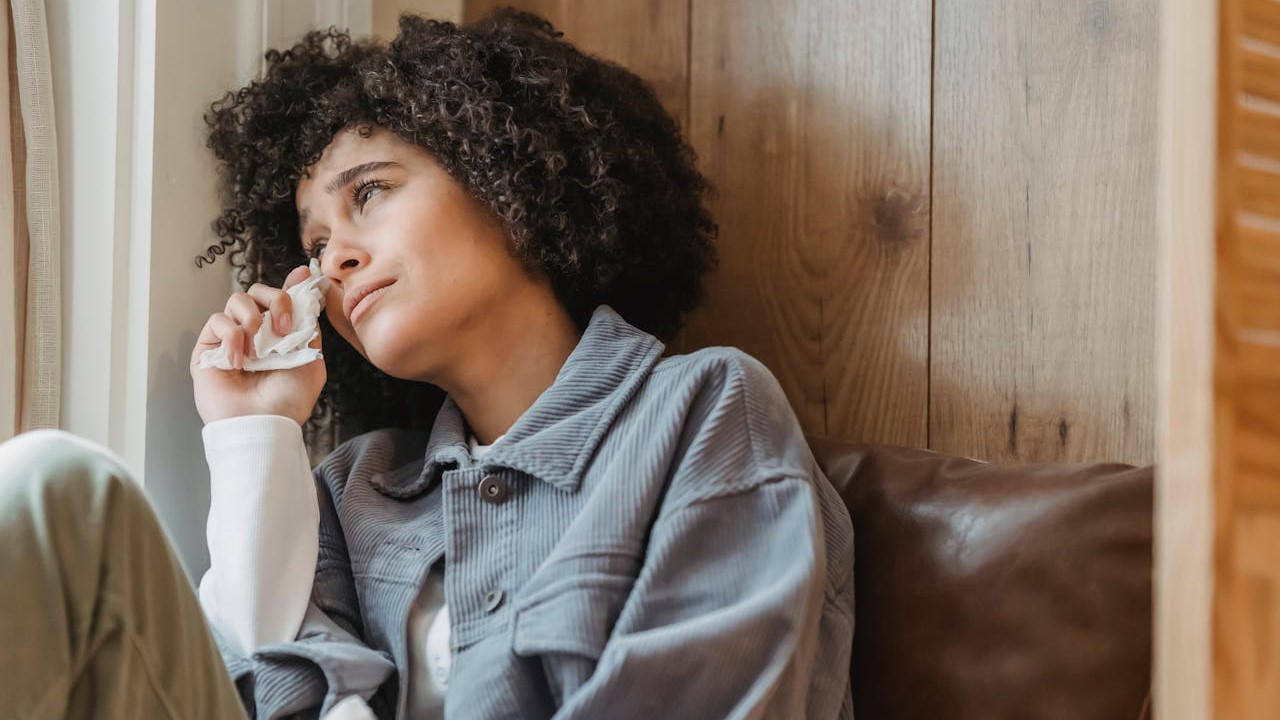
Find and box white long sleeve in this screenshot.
[198,415,319,659]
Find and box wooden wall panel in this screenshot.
[458,0,1160,463]
[681,0,932,445]
[463,0,689,128]
[374,0,463,39]
[931,0,1159,464]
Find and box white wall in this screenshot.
[48,0,370,575]
[48,0,255,574]
[141,0,262,576]
[46,0,138,461]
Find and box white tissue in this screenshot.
[199,259,331,372]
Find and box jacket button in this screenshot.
[484,589,505,613]
[478,475,508,504]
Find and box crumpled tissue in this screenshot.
[199,259,331,371]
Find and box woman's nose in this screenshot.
[320,237,369,280]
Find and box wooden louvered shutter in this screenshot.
[1159,1,1280,719]
[1213,0,1280,717]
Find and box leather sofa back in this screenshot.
[808,438,1154,720]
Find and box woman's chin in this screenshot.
[359,340,434,383]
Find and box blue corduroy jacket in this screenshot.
[216,305,855,719]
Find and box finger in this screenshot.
[195,312,240,350]
[247,282,294,336]
[194,313,247,369]
[224,293,266,349]
[281,264,312,290]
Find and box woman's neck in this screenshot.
[444,300,581,445]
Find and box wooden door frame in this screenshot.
[1155,0,1216,717]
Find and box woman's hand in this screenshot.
[191,265,327,426]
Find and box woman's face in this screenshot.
[295,126,535,383]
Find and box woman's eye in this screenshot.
[353,180,387,210]
[306,240,327,260]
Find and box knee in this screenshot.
[0,430,138,507]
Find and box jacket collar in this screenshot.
[371,305,664,498]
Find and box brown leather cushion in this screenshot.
[808,438,1153,720]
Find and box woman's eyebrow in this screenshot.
[324,161,399,194]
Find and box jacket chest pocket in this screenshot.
[512,572,634,660]
[511,571,634,707]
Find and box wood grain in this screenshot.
[930,0,1159,464]
[463,0,689,128]
[1236,222,1280,334]
[1154,0,1217,717]
[373,0,463,39]
[1152,1,1218,712]
[680,0,932,445]
[1216,1,1280,717]
[1245,0,1280,47]
[1240,105,1280,159]
[455,1,1168,461]
[1242,46,1280,102]
[1231,514,1280,719]
[1240,164,1280,218]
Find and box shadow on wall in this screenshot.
[145,331,213,578]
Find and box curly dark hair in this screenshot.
[198,8,717,440]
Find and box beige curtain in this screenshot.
[0,0,58,441]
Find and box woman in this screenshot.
[0,9,853,719]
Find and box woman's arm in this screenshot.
[198,415,395,718]
[198,414,318,656]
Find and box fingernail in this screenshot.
[279,312,292,333]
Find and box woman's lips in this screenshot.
[349,282,394,325]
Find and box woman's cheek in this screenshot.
[323,286,364,355]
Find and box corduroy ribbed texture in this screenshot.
[216,305,855,719]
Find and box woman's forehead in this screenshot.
[296,129,397,202]
[310,127,396,174]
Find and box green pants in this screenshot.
[0,430,248,719]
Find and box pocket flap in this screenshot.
[512,573,633,659]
